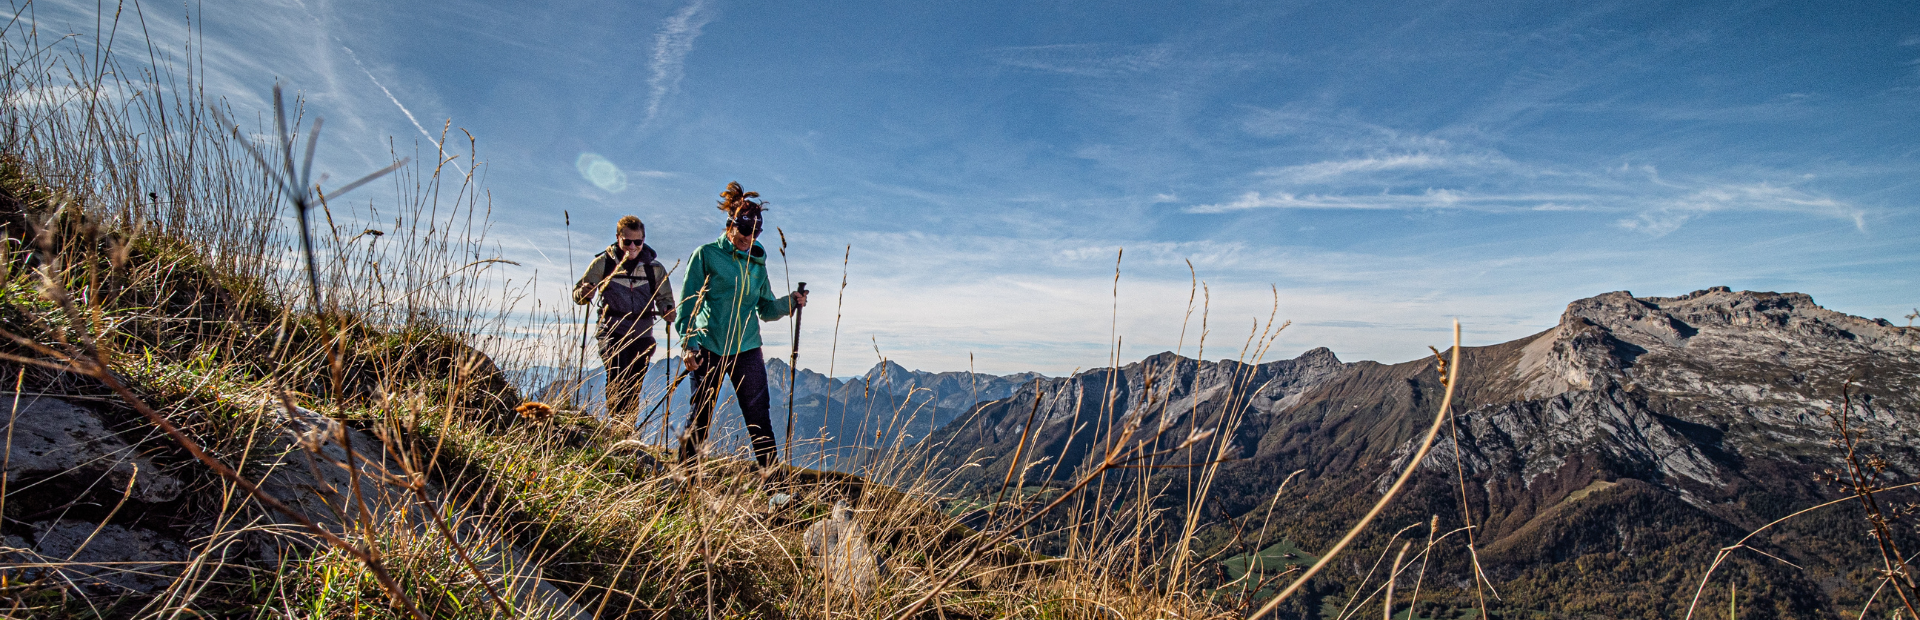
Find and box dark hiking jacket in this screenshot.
[573,243,674,341]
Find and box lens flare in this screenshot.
[575,152,628,193]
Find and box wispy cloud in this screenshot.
[1,85,85,108]
[1194,174,1865,234]
[646,0,715,125]
[1618,182,1866,237]
[331,39,465,174]
[1616,210,1693,237]
[1187,187,1593,213]
[986,43,1174,77]
[1194,109,1869,235]
[1255,152,1511,184]
[984,41,1269,79]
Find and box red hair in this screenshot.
[716,181,764,218]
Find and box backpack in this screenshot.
[600,255,661,320]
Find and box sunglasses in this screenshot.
[729,214,763,236]
[620,238,645,247]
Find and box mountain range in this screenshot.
[535,287,1918,617]
[915,287,1920,619]
[537,355,1046,470]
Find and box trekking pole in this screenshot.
[784,282,807,463]
[577,304,595,410]
[565,210,587,404]
[639,366,689,440]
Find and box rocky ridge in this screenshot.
[920,287,1920,619]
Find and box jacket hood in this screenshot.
[712,236,767,264]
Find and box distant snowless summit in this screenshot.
[917,287,1920,618]
[535,353,1049,470]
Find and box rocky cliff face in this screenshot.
[921,346,1352,495]
[920,288,1920,619]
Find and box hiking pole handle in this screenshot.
[792,282,807,345]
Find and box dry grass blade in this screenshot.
[0,329,425,620]
[1248,320,1462,620]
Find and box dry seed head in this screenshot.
[292,416,340,452]
[1428,345,1454,388]
[515,401,555,423]
[1177,427,1216,450]
[107,233,131,269]
[296,428,327,453]
[35,264,70,305]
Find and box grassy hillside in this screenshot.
[7,14,1917,620]
[0,21,1237,620]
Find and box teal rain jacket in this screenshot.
[674,236,796,356]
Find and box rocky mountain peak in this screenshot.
[913,288,1920,616]
[1296,346,1340,364]
[1515,287,1920,400]
[1563,287,1915,352]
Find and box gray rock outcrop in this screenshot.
[3,397,183,505]
[1,396,589,618]
[7,519,190,595]
[2,396,191,595]
[804,500,883,597]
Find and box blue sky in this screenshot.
[31,0,1920,374]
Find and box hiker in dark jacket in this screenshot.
[573,215,675,430]
[673,182,807,468]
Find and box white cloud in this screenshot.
[330,39,465,174]
[2,85,85,108]
[987,43,1173,77]
[1203,111,1868,235]
[1238,109,1457,153]
[646,0,715,125]
[1613,181,1867,236]
[1616,210,1693,237]
[1186,188,1543,213]
[1256,153,1461,183]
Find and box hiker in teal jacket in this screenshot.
[673,182,807,468]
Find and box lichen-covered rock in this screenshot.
[259,403,590,619]
[804,500,882,597]
[3,519,189,595]
[2,397,183,504]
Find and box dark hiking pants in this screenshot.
[680,346,776,468]
[598,331,656,428]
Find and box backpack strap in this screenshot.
[641,261,665,319]
[589,250,620,302]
